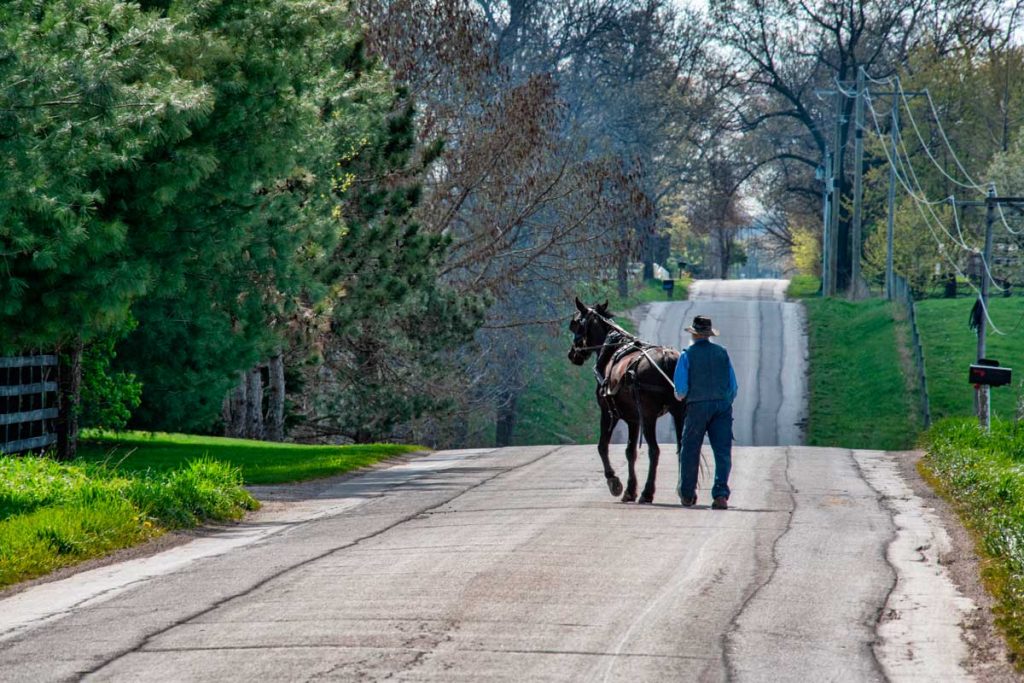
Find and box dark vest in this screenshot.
[686,340,731,402]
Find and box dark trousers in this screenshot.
[677,399,733,501]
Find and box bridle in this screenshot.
[570,306,676,390]
[571,307,635,354]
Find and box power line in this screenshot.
[864,91,1007,335]
[895,79,988,193]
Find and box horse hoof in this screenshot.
[621,492,637,503]
[608,477,623,497]
[638,495,653,504]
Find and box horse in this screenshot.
[567,297,686,503]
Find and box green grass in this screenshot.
[921,418,1024,667]
[803,298,919,450]
[0,455,256,588]
[513,337,602,445]
[787,274,821,299]
[78,431,424,485]
[2,432,423,588]
[915,297,1024,421]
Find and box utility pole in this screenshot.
[850,68,866,299]
[821,148,831,294]
[826,88,844,296]
[978,187,995,432]
[884,86,899,300]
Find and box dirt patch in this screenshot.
[896,450,1019,681]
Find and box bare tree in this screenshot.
[710,0,1016,288]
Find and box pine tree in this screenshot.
[0,1,210,353]
[113,0,384,431]
[300,97,486,443]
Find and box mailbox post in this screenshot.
[662,279,675,299]
[969,359,1012,432]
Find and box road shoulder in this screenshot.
[895,450,1018,681]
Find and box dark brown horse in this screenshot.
[568,298,686,503]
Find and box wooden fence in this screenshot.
[0,354,59,454]
[892,276,932,429]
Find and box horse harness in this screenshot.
[593,331,677,424]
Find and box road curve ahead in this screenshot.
[0,444,982,681]
[632,278,806,446]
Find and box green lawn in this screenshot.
[802,298,919,450]
[915,297,1024,422]
[0,455,256,589]
[79,431,424,485]
[787,274,821,299]
[1,432,424,589]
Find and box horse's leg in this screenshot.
[598,407,622,497]
[622,419,639,502]
[672,400,686,455]
[639,401,662,504]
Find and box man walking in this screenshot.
[674,315,738,510]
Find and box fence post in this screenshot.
[56,341,83,460]
[893,275,931,429]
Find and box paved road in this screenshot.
[0,445,978,681]
[622,278,805,446]
[0,279,983,681]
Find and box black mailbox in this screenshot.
[969,359,1012,387]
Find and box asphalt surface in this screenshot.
[0,445,978,681]
[623,278,805,446]
[0,280,983,681]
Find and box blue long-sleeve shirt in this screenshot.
[673,343,738,403]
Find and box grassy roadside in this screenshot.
[79,431,423,485]
[921,418,1024,666]
[786,274,821,299]
[915,297,1024,422]
[513,279,687,446]
[2,433,423,589]
[0,455,255,589]
[799,296,919,450]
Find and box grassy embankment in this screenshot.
[788,276,919,450]
[1,433,420,589]
[513,279,687,446]
[912,296,1024,666]
[915,297,1024,422]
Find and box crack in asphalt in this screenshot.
[141,643,714,660]
[750,300,766,445]
[771,304,786,445]
[720,446,797,682]
[76,446,563,680]
[847,449,901,682]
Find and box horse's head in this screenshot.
[568,297,612,365]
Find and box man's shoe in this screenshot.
[680,496,697,507]
[712,496,728,510]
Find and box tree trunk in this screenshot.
[718,231,731,280]
[617,253,629,298]
[265,352,285,442]
[223,371,247,438]
[641,215,655,280]
[495,388,518,447]
[245,366,263,439]
[56,340,83,461]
